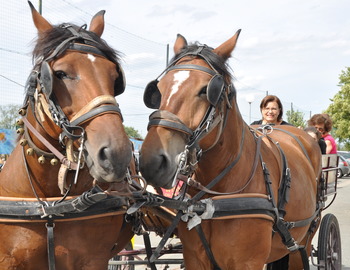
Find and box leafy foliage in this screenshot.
[286,110,305,128]
[124,126,143,139]
[325,67,350,150]
[0,104,21,129]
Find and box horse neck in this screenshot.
[195,101,257,191]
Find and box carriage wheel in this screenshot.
[317,214,342,270]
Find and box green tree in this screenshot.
[0,104,21,129]
[124,126,142,139]
[286,110,305,128]
[325,67,350,150]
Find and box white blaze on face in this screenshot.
[166,70,190,106]
[87,54,96,62]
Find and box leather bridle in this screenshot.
[146,50,236,180]
[21,24,125,195]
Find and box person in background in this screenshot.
[304,126,326,154]
[307,113,337,154]
[250,95,292,126]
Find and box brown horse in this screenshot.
[140,31,322,269]
[0,3,134,270]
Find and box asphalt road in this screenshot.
[115,175,350,269]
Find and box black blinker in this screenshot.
[144,80,161,109]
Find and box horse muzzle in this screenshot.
[84,141,132,183]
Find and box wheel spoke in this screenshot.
[317,214,342,270]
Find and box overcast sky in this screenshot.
[1,0,349,136]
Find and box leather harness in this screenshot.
[134,47,322,269]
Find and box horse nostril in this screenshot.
[159,154,169,171]
[98,147,113,168]
[98,147,106,160]
[140,152,169,174]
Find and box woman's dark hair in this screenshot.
[307,113,333,132]
[259,95,283,122]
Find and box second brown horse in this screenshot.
[140,31,322,269]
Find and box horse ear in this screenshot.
[28,1,52,33]
[174,34,188,54]
[213,29,241,60]
[89,10,106,37]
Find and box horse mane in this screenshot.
[170,42,233,82]
[32,23,122,69]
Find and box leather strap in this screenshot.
[167,64,217,76]
[195,224,221,270]
[22,117,78,170]
[149,211,183,263]
[0,187,128,220]
[298,247,310,270]
[71,105,122,126]
[68,43,107,58]
[69,95,118,123]
[191,125,246,202]
[183,130,263,197]
[148,110,193,136]
[46,220,56,270]
[273,128,312,165]
[143,233,157,270]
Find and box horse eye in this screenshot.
[199,86,207,96]
[54,70,67,80]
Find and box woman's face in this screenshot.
[314,123,327,136]
[262,101,280,124]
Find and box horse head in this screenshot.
[140,31,241,188]
[24,2,132,187]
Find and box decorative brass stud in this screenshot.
[19,139,28,146]
[16,128,24,135]
[26,148,34,156]
[38,156,46,164]
[50,158,59,166]
[16,119,24,126]
[18,108,27,116]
